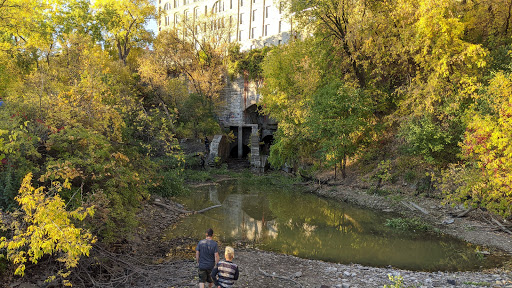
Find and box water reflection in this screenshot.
[167,181,507,271]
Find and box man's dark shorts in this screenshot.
[198,268,213,283]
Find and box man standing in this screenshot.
[196,228,219,288]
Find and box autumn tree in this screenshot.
[93,0,156,65]
[441,72,512,218]
[142,9,236,137]
[0,173,95,285]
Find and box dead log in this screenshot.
[153,201,221,214]
[259,268,303,288]
[400,201,415,211]
[196,205,222,214]
[408,201,429,215]
[490,217,512,235]
[456,207,475,218]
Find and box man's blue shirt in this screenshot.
[196,238,218,270]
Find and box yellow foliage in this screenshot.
[0,173,95,280]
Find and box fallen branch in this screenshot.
[153,201,221,214]
[408,201,429,215]
[196,205,222,214]
[400,201,415,211]
[490,217,512,235]
[259,268,303,288]
[456,207,475,218]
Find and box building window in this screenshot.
[240,13,243,24]
[230,0,232,9]
[251,27,256,38]
[278,20,281,33]
[253,0,256,2]
[239,30,243,41]
[194,7,199,19]
[252,9,256,21]
[264,24,269,36]
[174,0,178,8]
[265,6,270,18]
[174,13,179,26]
[278,40,282,45]
[240,0,243,6]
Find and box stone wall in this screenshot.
[207,134,230,166]
[218,77,262,127]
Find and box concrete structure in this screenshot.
[216,76,276,170]
[157,0,293,51]
[158,0,284,169]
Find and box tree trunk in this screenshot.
[341,154,347,179]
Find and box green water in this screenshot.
[166,180,507,271]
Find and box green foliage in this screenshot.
[149,157,186,198]
[307,81,373,177]
[383,275,405,288]
[0,167,19,210]
[399,115,461,165]
[231,47,273,80]
[462,281,490,287]
[373,160,393,188]
[176,93,221,138]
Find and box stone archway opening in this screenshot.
[230,145,251,159]
[261,135,274,156]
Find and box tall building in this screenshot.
[157,0,293,50]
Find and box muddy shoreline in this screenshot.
[129,176,512,288]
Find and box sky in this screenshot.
[146,18,158,35]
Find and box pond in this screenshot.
[166,180,508,271]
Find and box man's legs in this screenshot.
[198,269,207,288]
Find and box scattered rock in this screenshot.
[442,218,455,225]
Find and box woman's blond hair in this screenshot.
[224,246,235,260]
